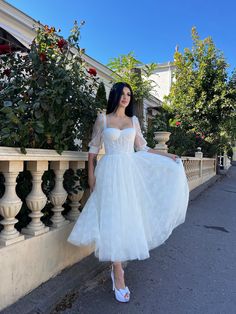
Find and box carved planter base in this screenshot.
[154,131,171,153]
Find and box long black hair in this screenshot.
[106,82,134,117]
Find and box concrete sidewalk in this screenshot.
[3,167,236,314]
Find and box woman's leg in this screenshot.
[111,261,130,302]
[112,262,126,289]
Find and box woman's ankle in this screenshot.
[112,262,123,271]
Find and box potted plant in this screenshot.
[150,107,171,152]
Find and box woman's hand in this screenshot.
[88,175,96,193]
[166,153,179,161]
[148,148,179,162]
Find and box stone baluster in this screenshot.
[21,161,49,236]
[0,161,25,246]
[66,161,85,221]
[49,161,69,228]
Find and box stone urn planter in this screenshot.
[154,131,171,152]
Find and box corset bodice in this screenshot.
[102,127,135,155]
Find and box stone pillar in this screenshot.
[154,131,171,153]
[195,147,203,158]
[0,161,25,246]
[22,161,49,236]
[195,147,203,178]
[49,161,69,228]
[66,161,85,221]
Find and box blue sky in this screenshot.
[7,0,236,75]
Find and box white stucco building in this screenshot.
[149,61,175,102]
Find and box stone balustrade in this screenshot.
[0,146,217,246]
[0,146,218,311]
[182,156,216,191]
[0,147,87,247]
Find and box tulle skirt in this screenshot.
[67,151,189,262]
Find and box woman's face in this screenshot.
[118,86,131,108]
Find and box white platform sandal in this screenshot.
[111,265,130,303]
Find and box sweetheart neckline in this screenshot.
[104,127,135,132]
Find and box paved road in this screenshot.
[4,167,236,314]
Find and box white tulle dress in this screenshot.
[67,113,189,262]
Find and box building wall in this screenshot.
[0,0,39,47]
[150,62,175,102]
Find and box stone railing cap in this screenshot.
[181,156,215,161]
[0,147,88,161]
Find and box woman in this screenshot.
[67,82,189,303]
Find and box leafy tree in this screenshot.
[108,52,157,101]
[224,69,236,142]
[165,27,235,156]
[107,52,157,129]
[229,69,236,87]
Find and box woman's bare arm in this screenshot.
[88,153,98,192]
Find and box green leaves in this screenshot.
[165,27,235,156]
[0,21,100,153]
[107,51,157,102]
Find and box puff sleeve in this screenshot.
[88,113,104,154]
[133,115,150,152]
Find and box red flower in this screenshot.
[57,39,67,49]
[175,121,181,126]
[88,67,97,76]
[3,68,11,76]
[0,44,12,54]
[39,52,47,62]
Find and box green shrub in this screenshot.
[0,22,102,153]
[0,22,107,228]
